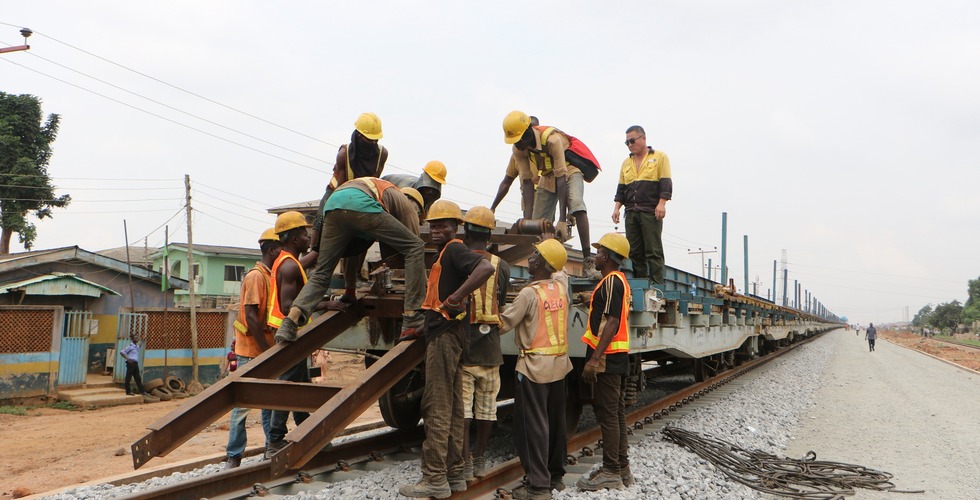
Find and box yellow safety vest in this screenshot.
[521,279,568,356]
[527,126,565,176]
[581,271,631,354]
[470,253,502,325]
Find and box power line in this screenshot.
[0,196,179,203]
[193,183,276,213]
[2,58,330,174]
[195,209,261,234]
[194,199,273,225]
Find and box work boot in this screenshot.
[275,317,299,343]
[620,464,634,487]
[223,455,242,470]
[472,456,487,478]
[576,467,625,491]
[511,485,552,500]
[398,311,425,342]
[448,467,468,492]
[550,477,565,491]
[398,479,451,499]
[581,256,602,280]
[264,439,287,459]
[462,458,475,481]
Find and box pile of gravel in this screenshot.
[44,337,834,499]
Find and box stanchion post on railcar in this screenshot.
[720,212,728,285]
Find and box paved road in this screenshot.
[784,330,980,499]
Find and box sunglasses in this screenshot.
[624,136,644,146]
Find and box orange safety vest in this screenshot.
[422,239,466,321]
[233,263,274,356]
[522,278,568,357]
[581,271,631,354]
[267,251,308,328]
[328,143,384,189]
[347,177,398,212]
[469,252,502,325]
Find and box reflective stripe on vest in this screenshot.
[234,264,272,334]
[528,126,561,176]
[521,279,568,356]
[348,177,397,212]
[267,251,308,328]
[421,239,466,321]
[470,253,502,325]
[329,143,384,189]
[581,271,631,354]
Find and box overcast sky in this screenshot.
[2,1,978,325]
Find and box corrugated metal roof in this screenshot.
[0,272,121,297]
[148,243,261,259]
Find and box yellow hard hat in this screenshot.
[462,206,495,230]
[422,160,447,185]
[354,112,383,140]
[592,232,630,260]
[534,238,568,272]
[400,187,424,211]
[502,110,531,144]
[425,199,464,222]
[258,228,280,243]
[274,211,312,234]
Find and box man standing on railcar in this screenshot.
[224,228,280,469]
[497,239,572,499]
[577,233,634,491]
[400,200,494,499]
[611,125,672,284]
[458,207,511,480]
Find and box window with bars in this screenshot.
[224,265,245,282]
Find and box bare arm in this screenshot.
[447,260,495,306]
[555,175,568,223]
[244,304,270,352]
[491,174,516,212]
[277,260,304,313]
[521,179,535,219]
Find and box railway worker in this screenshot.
[382,160,447,215]
[610,125,672,284]
[312,112,388,251]
[577,232,634,491]
[400,186,426,220]
[400,200,495,499]
[275,178,428,343]
[497,238,572,500]
[866,323,877,352]
[501,110,601,279]
[490,116,540,216]
[458,206,511,480]
[224,228,281,470]
[266,212,347,457]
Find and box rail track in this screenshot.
[930,336,980,351]
[104,329,828,499]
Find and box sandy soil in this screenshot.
[877,329,980,371]
[0,353,380,499]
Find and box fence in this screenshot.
[0,306,63,400]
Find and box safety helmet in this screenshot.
[502,110,531,144]
[425,199,464,222]
[422,160,447,185]
[400,187,425,212]
[274,211,312,234]
[462,206,495,230]
[534,238,568,272]
[258,228,280,243]
[354,112,383,140]
[592,232,630,260]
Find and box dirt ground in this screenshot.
[878,329,980,371]
[0,353,380,499]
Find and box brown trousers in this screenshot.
[420,324,466,482]
[594,372,629,471]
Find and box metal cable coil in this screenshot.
[661,426,925,499]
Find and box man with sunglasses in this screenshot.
[611,126,672,284]
[501,110,601,279]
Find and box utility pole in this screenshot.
[688,247,717,279]
[185,174,201,393]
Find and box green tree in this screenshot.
[961,276,980,324]
[930,300,962,331]
[0,92,70,253]
[912,304,933,327]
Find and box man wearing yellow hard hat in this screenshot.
[501,110,601,279]
[383,160,447,215]
[224,228,281,469]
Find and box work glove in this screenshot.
[441,297,467,320]
[555,221,571,241]
[582,362,599,385]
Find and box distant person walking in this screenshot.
[866,323,877,352]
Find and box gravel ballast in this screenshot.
[47,329,974,499]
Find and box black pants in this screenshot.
[269,361,311,442]
[594,372,629,472]
[124,360,144,394]
[868,338,876,351]
[514,374,566,489]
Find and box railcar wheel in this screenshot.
[377,367,424,429]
